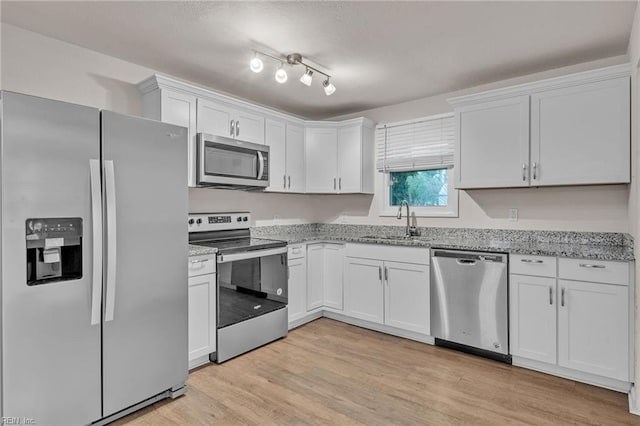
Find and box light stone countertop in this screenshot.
[188,244,217,257]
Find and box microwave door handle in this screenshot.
[257,151,265,180]
[218,246,288,264]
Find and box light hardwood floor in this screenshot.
[115,318,639,425]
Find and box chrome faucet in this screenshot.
[396,200,416,237]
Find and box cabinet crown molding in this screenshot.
[448,63,631,107]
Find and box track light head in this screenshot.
[323,78,336,96]
[249,56,264,73]
[275,64,288,83]
[300,69,313,86]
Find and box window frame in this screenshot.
[378,168,459,218]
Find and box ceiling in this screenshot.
[1,1,636,119]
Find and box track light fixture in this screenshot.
[249,51,336,96]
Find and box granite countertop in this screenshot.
[251,225,635,262]
[188,244,217,257]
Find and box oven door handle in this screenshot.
[217,246,288,263]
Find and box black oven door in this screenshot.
[217,247,287,328]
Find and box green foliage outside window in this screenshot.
[389,169,448,207]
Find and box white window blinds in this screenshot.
[376,113,454,172]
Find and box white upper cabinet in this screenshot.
[197,98,264,144]
[265,119,287,192]
[449,64,631,189]
[530,77,630,186]
[265,120,306,193]
[455,96,530,188]
[305,119,375,194]
[305,126,339,193]
[138,75,372,191]
[286,123,306,193]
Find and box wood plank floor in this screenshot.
[115,318,639,425]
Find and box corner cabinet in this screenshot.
[450,64,631,189]
[305,119,375,194]
[306,243,345,312]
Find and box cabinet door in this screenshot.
[531,77,630,186]
[510,275,557,364]
[286,123,306,192]
[344,258,384,324]
[265,119,287,192]
[234,108,265,144]
[337,124,362,193]
[384,261,430,334]
[306,244,325,311]
[197,98,233,137]
[160,90,197,187]
[456,96,530,188]
[188,274,216,363]
[288,257,307,324]
[305,127,338,193]
[557,280,629,381]
[323,244,345,310]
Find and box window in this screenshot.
[377,113,458,217]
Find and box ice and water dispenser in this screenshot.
[26,218,83,285]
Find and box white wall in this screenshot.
[0,23,632,232]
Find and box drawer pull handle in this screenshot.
[520,259,543,264]
[190,259,206,264]
[578,263,605,269]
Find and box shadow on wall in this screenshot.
[87,73,143,115]
[466,184,630,222]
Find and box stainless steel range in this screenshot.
[188,212,288,363]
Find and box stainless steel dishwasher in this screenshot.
[430,249,510,363]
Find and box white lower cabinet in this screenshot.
[344,258,384,324]
[510,257,631,383]
[557,279,629,381]
[187,255,216,369]
[287,245,307,324]
[344,253,429,334]
[306,243,345,312]
[510,274,557,364]
[384,261,430,334]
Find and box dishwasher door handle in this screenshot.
[456,259,477,266]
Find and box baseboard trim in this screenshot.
[288,310,323,330]
[512,356,631,393]
[322,311,434,344]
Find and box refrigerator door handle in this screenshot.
[105,160,117,322]
[89,159,103,326]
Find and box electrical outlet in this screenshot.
[508,208,518,222]
[273,214,281,225]
[340,212,348,223]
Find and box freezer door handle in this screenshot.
[105,160,117,322]
[89,159,103,326]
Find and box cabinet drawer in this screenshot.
[510,255,557,277]
[558,258,629,286]
[188,255,216,277]
[346,243,429,265]
[288,244,306,260]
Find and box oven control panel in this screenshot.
[188,212,251,232]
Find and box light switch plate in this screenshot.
[340,212,348,223]
[508,208,518,222]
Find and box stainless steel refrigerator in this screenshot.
[0,91,189,425]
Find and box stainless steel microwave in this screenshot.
[196,133,269,189]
